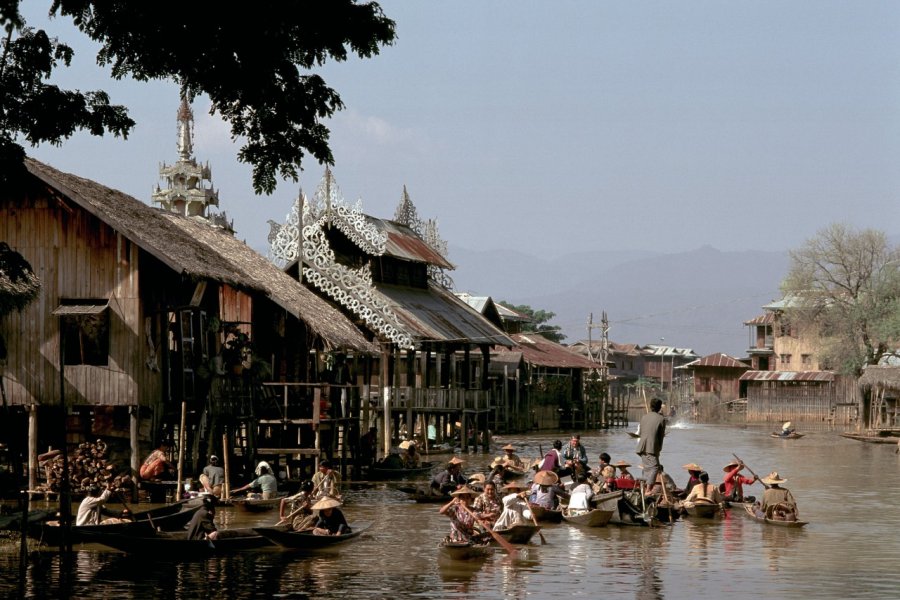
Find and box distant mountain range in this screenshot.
[449,244,791,357]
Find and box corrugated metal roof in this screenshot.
[739,370,834,382]
[508,333,598,369]
[489,350,525,374]
[684,353,749,369]
[365,217,454,269]
[644,345,698,359]
[744,313,774,326]
[377,283,514,347]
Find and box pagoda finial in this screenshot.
[177,95,193,160]
[394,185,423,236]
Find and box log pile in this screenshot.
[36,439,133,494]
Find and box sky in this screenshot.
[22,2,900,262]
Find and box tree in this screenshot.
[0,1,395,193]
[781,223,900,375]
[498,301,567,343]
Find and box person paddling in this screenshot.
[722,460,758,503]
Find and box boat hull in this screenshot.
[684,502,721,518]
[562,508,613,527]
[742,504,808,528]
[80,527,271,555]
[439,540,493,560]
[770,432,805,439]
[493,523,540,544]
[529,504,563,523]
[253,522,370,549]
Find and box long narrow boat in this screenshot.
[401,486,451,503]
[562,507,614,527]
[253,522,370,549]
[493,523,540,544]
[770,432,805,439]
[684,502,722,518]
[742,504,808,528]
[840,432,900,444]
[131,499,190,521]
[230,493,288,513]
[529,504,563,523]
[0,510,50,531]
[30,504,202,545]
[595,490,660,526]
[81,527,271,555]
[439,540,493,560]
[370,461,434,480]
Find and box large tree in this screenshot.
[498,301,567,343]
[0,1,395,193]
[781,223,900,375]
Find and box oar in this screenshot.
[113,489,152,528]
[658,474,674,524]
[732,453,768,490]
[459,503,518,555]
[525,501,547,545]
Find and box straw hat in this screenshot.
[761,471,787,485]
[467,473,486,484]
[614,461,632,469]
[311,497,342,511]
[502,444,516,452]
[450,485,478,497]
[448,456,464,466]
[723,460,740,472]
[533,470,559,486]
[399,440,411,450]
[502,481,529,492]
[682,463,703,472]
[782,421,793,430]
[601,466,616,478]
[490,457,507,468]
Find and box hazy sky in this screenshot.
[23,1,900,260]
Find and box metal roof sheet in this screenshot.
[744,313,774,326]
[365,217,454,269]
[739,370,834,382]
[684,353,750,369]
[509,333,598,369]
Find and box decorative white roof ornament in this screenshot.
[393,185,424,237]
[268,192,304,268]
[424,218,454,291]
[152,95,231,231]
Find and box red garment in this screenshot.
[722,466,754,499]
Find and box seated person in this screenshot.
[186,496,219,540]
[139,441,174,481]
[757,472,798,521]
[280,480,316,530]
[431,457,465,495]
[401,443,421,468]
[493,482,531,531]
[538,440,564,473]
[683,471,723,506]
[312,497,351,535]
[200,455,225,497]
[233,465,278,499]
[312,460,341,499]
[472,480,502,523]
[567,473,593,516]
[529,470,561,510]
[76,485,113,526]
[614,461,635,480]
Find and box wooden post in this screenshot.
[129,406,139,502]
[176,401,187,501]
[382,344,391,458]
[222,432,231,499]
[27,405,38,493]
[313,387,322,469]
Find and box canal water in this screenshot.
[2,424,900,599]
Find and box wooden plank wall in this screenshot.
[0,192,153,408]
[746,381,834,423]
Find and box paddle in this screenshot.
[525,501,547,545]
[113,488,152,528]
[732,453,768,490]
[459,503,518,555]
[657,474,674,523]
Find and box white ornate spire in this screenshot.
[176,96,193,160]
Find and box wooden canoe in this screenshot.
[493,523,540,544]
[770,432,805,439]
[529,504,563,523]
[230,493,288,513]
[742,504,808,528]
[253,522,370,549]
[80,526,271,555]
[439,540,493,560]
[840,432,900,444]
[30,504,202,545]
[370,461,435,480]
[684,502,721,518]
[0,509,50,531]
[562,507,613,527]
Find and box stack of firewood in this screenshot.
[36,440,133,493]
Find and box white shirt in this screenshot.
[493,493,530,531]
[568,483,593,511]
[76,489,112,526]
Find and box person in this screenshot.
[431,457,465,495]
[680,463,703,499]
[636,398,666,492]
[472,480,502,523]
[722,460,757,503]
[200,455,225,497]
[401,442,421,468]
[780,421,796,437]
[500,444,525,470]
[757,472,798,521]
[596,465,617,493]
[567,473,593,516]
[279,480,316,530]
[598,452,612,474]
[139,440,174,480]
[312,496,351,535]
[360,427,378,467]
[529,470,561,510]
[233,464,278,499]
[562,434,589,476]
[683,471,723,507]
[427,421,437,445]
[614,460,635,480]
[75,485,113,526]
[538,440,564,473]
[311,460,341,498]
[493,482,531,531]
[439,485,480,542]
[186,495,218,540]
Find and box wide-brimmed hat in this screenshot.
[601,466,616,478]
[533,470,559,486]
[399,440,412,450]
[451,485,478,497]
[490,457,506,468]
[448,456,464,466]
[761,471,787,485]
[502,444,516,452]
[614,461,632,469]
[502,481,529,492]
[467,473,486,485]
[682,463,703,472]
[311,497,342,510]
[782,421,793,430]
[723,460,741,472]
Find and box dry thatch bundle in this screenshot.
[0,242,40,317]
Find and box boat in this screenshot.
[253,522,370,549]
[684,501,722,518]
[595,490,660,526]
[770,432,805,439]
[493,523,540,544]
[561,507,613,527]
[438,539,493,560]
[529,504,563,523]
[399,486,451,503]
[742,504,808,527]
[30,503,202,545]
[230,492,288,513]
[80,526,271,555]
[370,460,435,480]
[0,509,50,531]
[501,467,528,481]
[840,431,900,444]
[423,443,457,456]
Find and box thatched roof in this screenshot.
[858,365,900,393]
[24,158,375,353]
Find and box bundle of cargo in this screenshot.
[36,439,132,495]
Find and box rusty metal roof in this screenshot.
[365,217,454,269]
[508,333,598,369]
[739,370,834,382]
[744,313,774,326]
[684,353,750,369]
[376,283,514,347]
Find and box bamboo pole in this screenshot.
[176,401,186,501]
[222,432,230,499]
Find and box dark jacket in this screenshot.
[636,411,666,456]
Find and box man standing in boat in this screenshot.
[636,398,666,494]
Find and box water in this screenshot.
[3,424,900,599]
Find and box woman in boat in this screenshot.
[279,480,317,530]
[139,440,174,481]
[401,442,421,468]
[679,463,703,499]
[722,460,758,503]
[439,485,479,542]
[683,471,722,507]
[614,461,635,481]
[472,481,502,523]
[431,457,465,495]
[312,497,351,535]
[756,472,798,521]
[538,440,564,473]
[567,473,593,516]
[529,470,561,510]
[186,495,219,540]
[493,482,532,531]
[233,465,278,499]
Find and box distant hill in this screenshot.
[450,244,790,357]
